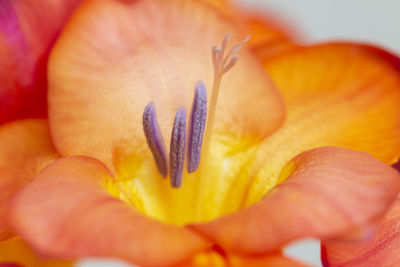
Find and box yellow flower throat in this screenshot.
[106,35,268,226]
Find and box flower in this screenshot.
[2,0,400,266]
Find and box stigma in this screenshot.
[142,34,249,188]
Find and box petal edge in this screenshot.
[191,147,400,255]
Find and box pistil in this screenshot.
[201,34,250,173]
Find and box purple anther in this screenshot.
[142,102,168,177]
[187,80,207,173]
[169,106,187,188]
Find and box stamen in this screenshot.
[142,102,168,177]
[170,106,187,188]
[142,34,249,190]
[187,80,207,173]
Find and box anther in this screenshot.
[187,80,207,173]
[170,106,187,188]
[142,102,168,177]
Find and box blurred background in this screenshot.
[248,0,400,54]
[78,0,400,266]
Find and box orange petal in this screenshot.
[0,238,73,267]
[173,248,308,267]
[0,119,58,240]
[242,43,400,206]
[321,199,400,266]
[48,0,285,168]
[228,254,309,267]
[8,156,209,266]
[0,0,80,123]
[191,147,400,255]
[172,248,228,267]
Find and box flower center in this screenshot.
[142,34,249,188]
[111,34,265,226]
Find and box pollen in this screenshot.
[142,102,168,177]
[187,80,208,173]
[170,106,187,188]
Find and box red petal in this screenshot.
[0,264,22,267]
[0,0,80,123]
[322,199,400,267]
[191,147,400,255]
[8,156,209,266]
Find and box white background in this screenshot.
[246,0,400,54]
[78,0,400,266]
